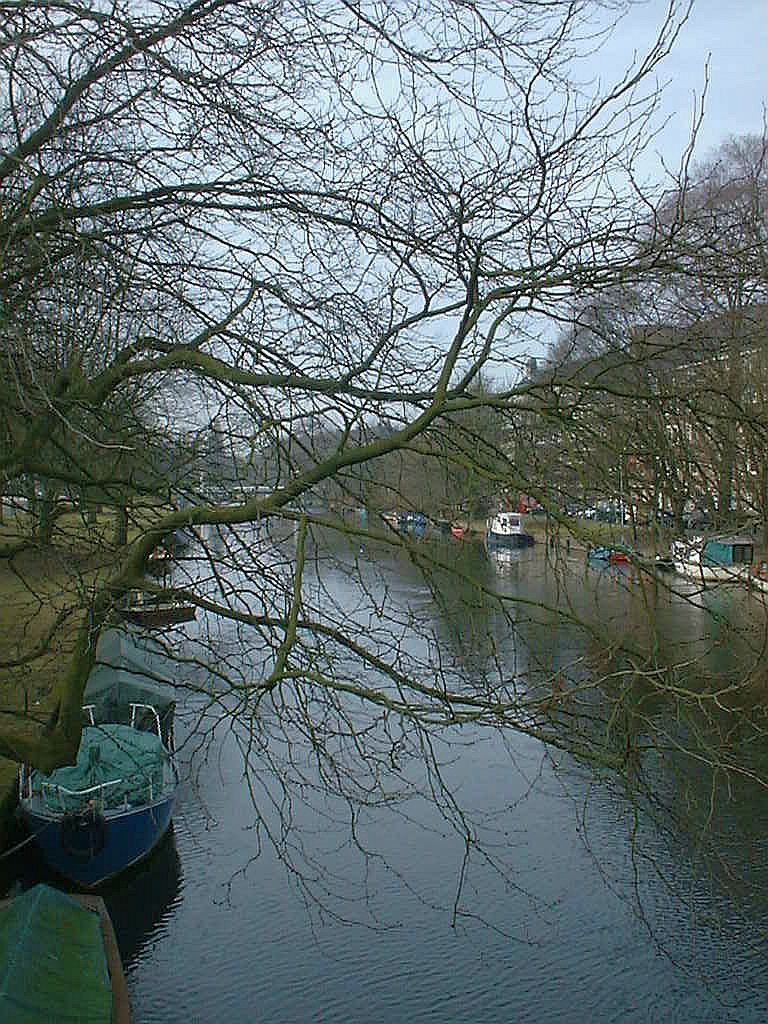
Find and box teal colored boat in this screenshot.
[0,884,129,1022]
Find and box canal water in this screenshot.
[5,530,768,1021]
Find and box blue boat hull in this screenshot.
[21,794,176,888]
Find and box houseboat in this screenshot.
[485,511,535,549]
[671,535,754,583]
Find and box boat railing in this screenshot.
[129,702,163,740]
[41,777,124,813]
[81,702,165,736]
[18,764,31,800]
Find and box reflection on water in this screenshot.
[126,708,768,1022]
[6,533,768,1021]
[103,827,184,969]
[0,819,183,969]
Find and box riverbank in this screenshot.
[0,542,80,847]
[0,511,137,848]
[489,513,661,558]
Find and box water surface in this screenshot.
[6,535,768,1022]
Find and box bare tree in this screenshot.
[13,0,767,947]
[649,131,768,524]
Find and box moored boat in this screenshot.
[117,589,197,627]
[671,534,754,583]
[396,511,428,539]
[653,555,675,572]
[0,884,130,1022]
[588,544,630,564]
[18,630,179,889]
[485,511,535,549]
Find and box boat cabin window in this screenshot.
[732,544,754,564]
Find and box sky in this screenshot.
[607,0,767,176]
[509,0,768,366]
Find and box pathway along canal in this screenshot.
[4,531,768,1022]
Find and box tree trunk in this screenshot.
[34,480,58,545]
[113,506,128,547]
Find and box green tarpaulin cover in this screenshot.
[40,723,168,811]
[0,885,112,1023]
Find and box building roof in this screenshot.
[529,303,768,385]
[629,303,768,374]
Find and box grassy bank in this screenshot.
[0,507,152,842]
[0,512,125,717]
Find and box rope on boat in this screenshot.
[0,822,51,859]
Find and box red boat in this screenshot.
[588,545,630,565]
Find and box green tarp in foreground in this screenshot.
[0,884,112,1023]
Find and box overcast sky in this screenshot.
[612,0,767,176]
[500,1,767,368]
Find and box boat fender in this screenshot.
[60,806,107,861]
